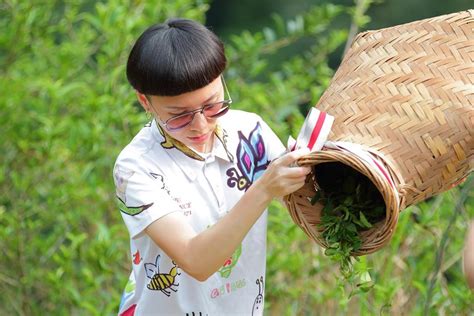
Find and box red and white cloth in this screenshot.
[288,108,334,152]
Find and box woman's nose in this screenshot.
[190,111,208,129]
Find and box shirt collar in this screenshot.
[150,120,234,181]
[213,124,235,163]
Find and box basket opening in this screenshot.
[313,162,386,228]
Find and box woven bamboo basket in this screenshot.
[285,10,474,255]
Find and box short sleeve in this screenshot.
[257,117,286,161]
[113,160,181,238]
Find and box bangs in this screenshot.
[127,19,227,96]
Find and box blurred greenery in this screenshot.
[1,0,472,315]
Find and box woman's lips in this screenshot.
[188,132,211,143]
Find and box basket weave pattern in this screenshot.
[285,10,474,254]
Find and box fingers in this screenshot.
[275,170,309,196]
[282,178,307,196]
[257,148,312,198]
[275,148,310,166]
[285,166,312,178]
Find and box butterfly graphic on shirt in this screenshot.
[145,255,181,297]
[226,122,269,191]
[251,276,264,316]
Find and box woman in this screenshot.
[114,18,311,315]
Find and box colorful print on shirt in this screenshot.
[133,249,142,265]
[157,122,234,162]
[114,163,155,216]
[218,243,242,278]
[145,255,181,297]
[117,197,153,216]
[120,304,137,316]
[210,278,247,299]
[226,122,269,191]
[157,123,205,161]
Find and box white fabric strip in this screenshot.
[290,108,335,152]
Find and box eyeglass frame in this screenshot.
[155,76,232,131]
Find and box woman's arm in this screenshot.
[145,149,310,281]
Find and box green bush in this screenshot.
[1,0,472,315]
[1,1,209,314]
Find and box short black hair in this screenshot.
[126,18,226,96]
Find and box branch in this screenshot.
[423,175,473,314]
[342,0,372,57]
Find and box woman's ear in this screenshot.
[136,91,151,112]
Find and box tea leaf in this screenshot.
[313,163,387,298]
[322,197,334,213]
[359,212,372,228]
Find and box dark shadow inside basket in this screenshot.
[313,162,386,230]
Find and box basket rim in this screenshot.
[286,148,401,255]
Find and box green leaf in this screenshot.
[359,212,372,228]
[322,198,333,214]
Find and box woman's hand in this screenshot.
[255,148,311,199]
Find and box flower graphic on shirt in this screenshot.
[226,122,269,191]
[145,255,181,297]
[218,244,242,278]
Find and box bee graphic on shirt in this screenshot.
[145,255,181,297]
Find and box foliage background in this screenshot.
[1,0,472,315]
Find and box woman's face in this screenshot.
[138,76,224,153]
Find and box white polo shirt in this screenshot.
[114,110,285,316]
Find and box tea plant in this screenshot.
[312,162,386,296]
